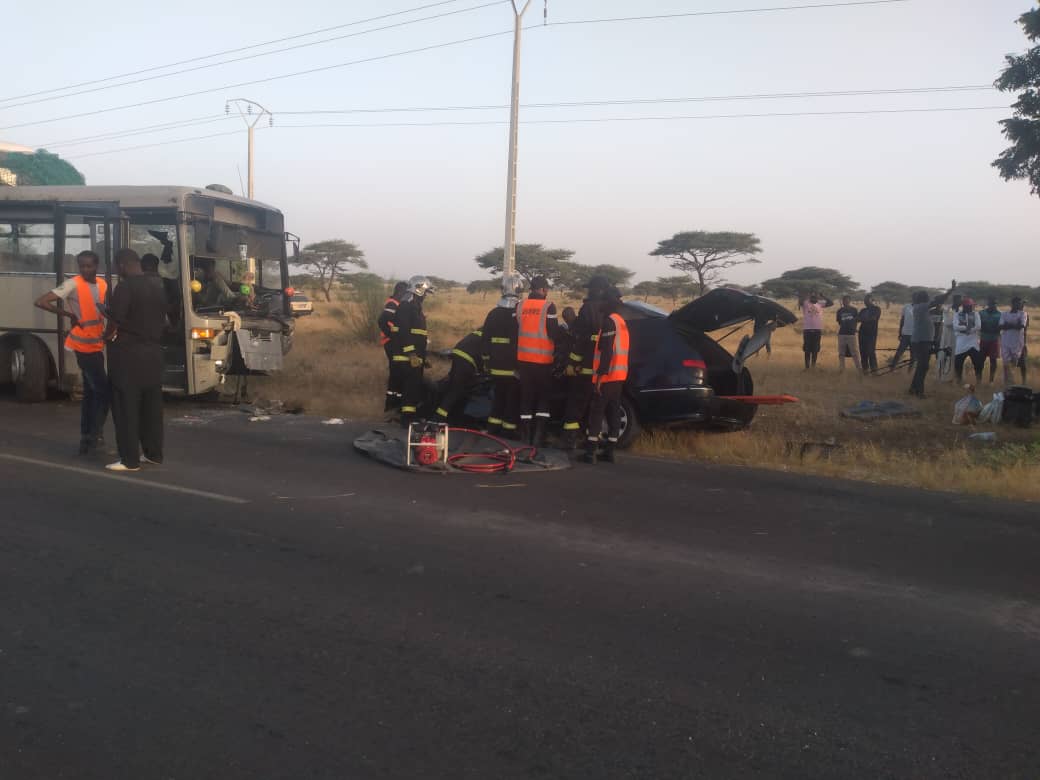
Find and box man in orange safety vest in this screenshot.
[515,275,559,446]
[584,288,629,464]
[34,250,110,455]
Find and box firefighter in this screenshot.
[378,281,410,412]
[435,328,484,422]
[584,288,629,464]
[560,275,611,448]
[515,276,559,446]
[480,273,523,438]
[391,276,434,427]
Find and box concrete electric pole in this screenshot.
[226,99,273,200]
[501,0,533,290]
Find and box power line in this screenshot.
[0,1,507,111]
[39,84,994,148]
[276,85,995,115]
[68,105,1006,159]
[0,0,492,105]
[543,0,909,28]
[1,0,914,133]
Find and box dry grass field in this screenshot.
[253,288,1040,502]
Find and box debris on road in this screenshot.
[840,400,921,421]
[322,418,345,425]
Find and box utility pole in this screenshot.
[501,0,532,290]
[226,99,272,200]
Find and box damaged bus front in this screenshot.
[184,195,297,394]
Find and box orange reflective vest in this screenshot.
[593,312,629,383]
[516,297,554,365]
[64,276,108,354]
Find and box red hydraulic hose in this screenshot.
[445,427,537,473]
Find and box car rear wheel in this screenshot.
[600,393,641,449]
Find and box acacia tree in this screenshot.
[653,275,698,306]
[869,281,912,307]
[474,244,575,286]
[994,6,1040,195]
[649,231,762,295]
[299,239,367,302]
[759,266,857,300]
[466,279,500,300]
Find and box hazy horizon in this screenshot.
[4,0,1037,289]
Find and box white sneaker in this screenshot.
[140,455,162,465]
[105,461,141,472]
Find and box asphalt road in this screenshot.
[1,399,1039,779]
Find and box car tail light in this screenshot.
[191,328,216,340]
[285,286,295,297]
[683,358,707,384]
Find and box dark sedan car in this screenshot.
[423,288,797,447]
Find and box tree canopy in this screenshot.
[993,6,1040,196]
[474,244,576,287]
[632,276,698,306]
[759,266,858,299]
[466,279,501,299]
[649,231,762,295]
[868,281,913,305]
[299,239,367,302]
[0,149,85,185]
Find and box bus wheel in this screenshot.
[12,336,50,403]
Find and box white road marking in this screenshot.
[0,453,247,504]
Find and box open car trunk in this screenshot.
[670,288,796,368]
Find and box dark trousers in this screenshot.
[803,330,822,368]
[384,344,401,409]
[859,332,878,372]
[587,381,624,442]
[955,348,983,383]
[562,375,594,433]
[892,334,914,368]
[111,381,163,468]
[908,342,933,396]
[489,375,519,434]
[75,350,109,442]
[396,363,424,419]
[517,362,553,422]
[436,357,476,419]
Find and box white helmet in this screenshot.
[499,272,524,302]
[408,275,435,298]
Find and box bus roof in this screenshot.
[0,185,281,214]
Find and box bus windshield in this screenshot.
[190,222,286,314]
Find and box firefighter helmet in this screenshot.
[407,275,435,298]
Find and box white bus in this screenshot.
[0,185,299,400]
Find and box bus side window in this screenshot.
[0,222,55,273]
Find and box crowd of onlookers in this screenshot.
[798,284,1029,397]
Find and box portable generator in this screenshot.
[406,421,450,467]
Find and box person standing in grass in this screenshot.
[908,281,956,398]
[858,294,881,373]
[953,297,983,383]
[835,295,862,373]
[937,294,962,383]
[1000,297,1029,385]
[892,299,916,369]
[978,297,1002,383]
[798,290,833,370]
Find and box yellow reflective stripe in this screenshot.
[451,349,477,368]
[402,345,415,353]
[568,352,583,362]
[489,369,516,377]
[501,422,517,430]
[68,333,104,344]
[392,355,411,362]
[487,417,503,425]
[401,405,417,413]
[580,368,595,375]
[435,408,449,417]
[472,329,483,337]
[410,328,428,336]
[389,325,399,332]
[490,337,511,344]
[590,334,599,342]
[562,422,581,431]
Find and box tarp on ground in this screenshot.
[840,400,922,421]
[353,428,571,473]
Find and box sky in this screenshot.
[3,0,1037,289]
